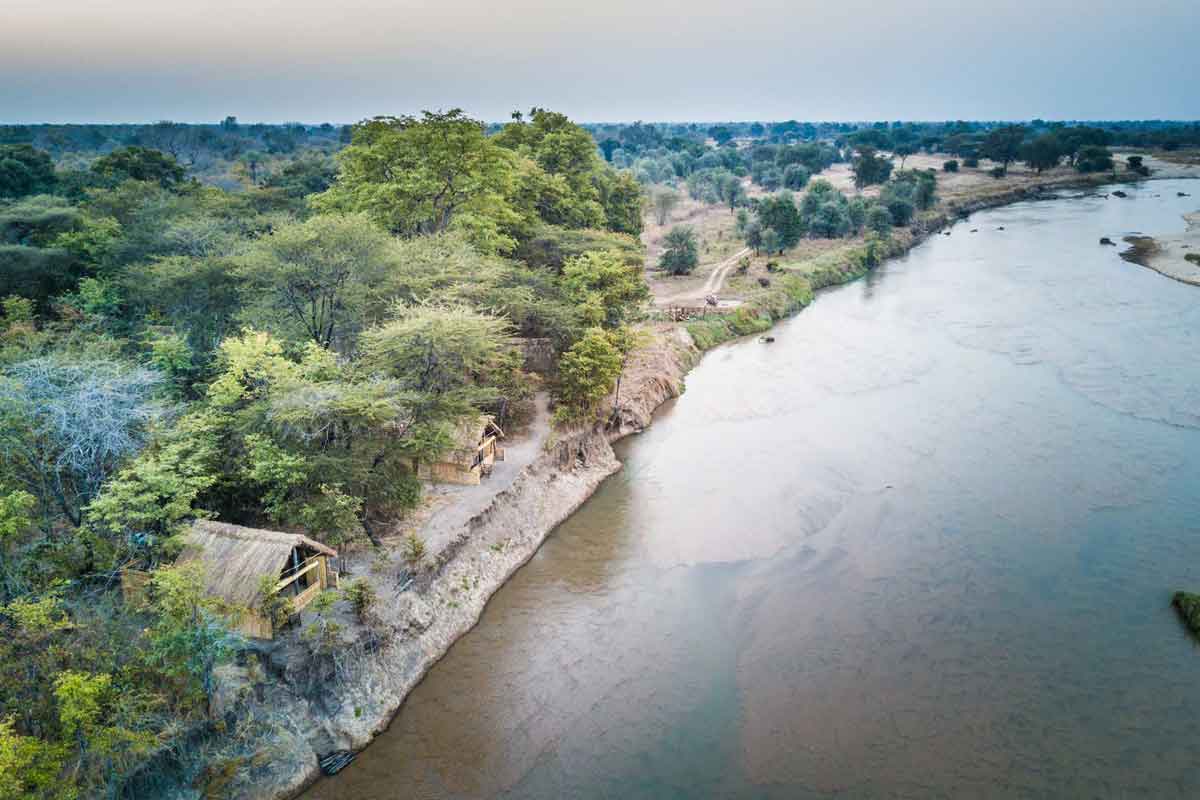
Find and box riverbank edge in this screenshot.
[249,170,1135,800]
[244,338,696,800]
[683,171,1135,352]
[1120,210,1200,288]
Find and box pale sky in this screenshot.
[3,0,1197,124]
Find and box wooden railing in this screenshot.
[276,556,328,613]
[292,581,322,612]
[276,556,321,593]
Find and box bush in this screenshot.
[342,579,376,621]
[866,204,893,234]
[943,160,959,172]
[989,166,1007,179]
[1076,145,1114,173]
[963,157,979,168]
[553,327,624,423]
[403,534,426,568]
[1125,155,1150,176]
[257,575,295,630]
[659,225,699,275]
[782,164,810,190]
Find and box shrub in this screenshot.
[1125,155,1150,176]
[782,164,810,190]
[943,160,959,173]
[1076,146,1114,173]
[963,157,979,168]
[342,579,376,621]
[403,534,426,568]
[659,225,699,275]
[989,166,1007,179]
[866,204,893,234]
[553,327,624,423]
[257,575,294,630]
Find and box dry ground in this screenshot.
[641,148,1195,306]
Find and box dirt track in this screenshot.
[654,247,750,305]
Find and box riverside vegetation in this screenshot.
[0,112,1196,798]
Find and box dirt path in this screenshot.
[655,247,750,306]
[404,392,553,558]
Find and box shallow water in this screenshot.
[306,181,1200,799]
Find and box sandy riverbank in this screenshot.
[1119,209,1200,287]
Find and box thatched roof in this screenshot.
[436,415,504,466]
[176,520,336,607]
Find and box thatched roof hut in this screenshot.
[175,520,338,638]
[415,415,504,485]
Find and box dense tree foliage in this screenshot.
[0,105,651,798]
[0,146,57,199]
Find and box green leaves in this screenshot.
[553,327,626,424]
[314,111,521,254]
[234,213,404,349]
[561,250,649,329]
[659,226,699,275]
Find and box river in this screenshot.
[306,180,1200,799]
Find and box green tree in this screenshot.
[782,164,810,190]
[554,328,625,423]
[1076,145,1114,173]
[561,250,649,328]
[659,226,699,275]
[851,146,893,189]
[866,204,893,234]
[757,193,804,248]
[91,147,186,187]
[653,186,680,225]
[0,146,56,199]
[981,125,1026,174]
[234,213,404,349]
[1023,134,1062,173]
[314,110,521,254]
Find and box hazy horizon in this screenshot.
[4,0,1198,124]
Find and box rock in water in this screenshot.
[1112,190,1128,198]
[1100,237,1115,246]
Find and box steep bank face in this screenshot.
[213,330,697,800]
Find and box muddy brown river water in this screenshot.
[306,180,1200,799]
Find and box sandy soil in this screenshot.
[642,177,763,304]
[1127,209,1200,287]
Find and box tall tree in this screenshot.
[314,110,521,254]
[981,125,1027,173]
[234,213,404,350]
[851,146,893,189]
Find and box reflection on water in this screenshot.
[305,181,1200,799]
